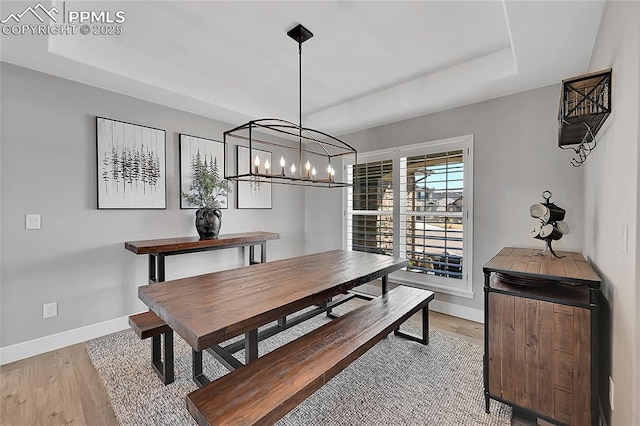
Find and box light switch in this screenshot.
[621,224,628,254]
[26,214,41,230]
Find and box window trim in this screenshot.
[344,134,474,299]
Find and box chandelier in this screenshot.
[224,24,357,187]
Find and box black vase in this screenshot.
[195,207,222,239]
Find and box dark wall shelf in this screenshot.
[558,69,612,166]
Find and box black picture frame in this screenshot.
[96,117,166,209]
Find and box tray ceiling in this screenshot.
[0,1,606,135]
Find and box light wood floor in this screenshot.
[1,310,536,426]
[1,343,117,425]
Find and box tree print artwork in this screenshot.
[101,142,160,194]
[97,117,166,209]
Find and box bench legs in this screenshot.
[394,303,430,345]
[151,331,174,384]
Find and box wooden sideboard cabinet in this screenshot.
[483,247,601,426]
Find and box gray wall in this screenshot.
[306,84,585,313]
[304,187,344,254]
[0,63,305,347]
[583,1,639,424]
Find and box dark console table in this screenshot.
[125,231,280,283]
[483,247,601,426]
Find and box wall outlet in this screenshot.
[609,376,614,411]
[26,214,41,230]
[43,302,57,319]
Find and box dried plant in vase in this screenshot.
[182,153,232,239]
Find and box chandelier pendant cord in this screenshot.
[298,41,303,170]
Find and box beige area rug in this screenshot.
[87,307,511,425]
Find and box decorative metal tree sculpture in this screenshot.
[529,190,570,258]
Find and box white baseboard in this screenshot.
[429,299,484,323]
[0,315,131,365]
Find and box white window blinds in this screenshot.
[400,150,464,279]
[347,160,394,256]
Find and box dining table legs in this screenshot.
[245,329,258,364]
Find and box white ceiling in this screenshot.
[0,1,606,135]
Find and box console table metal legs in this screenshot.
[147,242,267,284]
[148,254,165,283]
[248,243,267,265]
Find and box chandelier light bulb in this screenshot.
[280,156,285,167]
[264,159,270,171]
[290,163,296,176]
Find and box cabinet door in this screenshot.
[488,292,591,425]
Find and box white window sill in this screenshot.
[390,273,475,299]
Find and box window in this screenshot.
[400,150,464,279]
[347,160,394,256]
[346,135,473,298]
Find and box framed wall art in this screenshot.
[237,145,272,209]
[96,117,166,209]
[179,134,228,209]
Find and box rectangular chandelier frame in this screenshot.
[224,118,357,188]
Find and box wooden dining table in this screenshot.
[138,249,408,385]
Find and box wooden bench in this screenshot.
[128,311,174,384]
[186,285,434,426]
